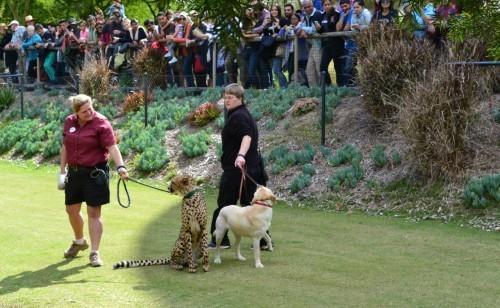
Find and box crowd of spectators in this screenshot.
[0,0,459,88]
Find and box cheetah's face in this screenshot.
[168,175,196,196]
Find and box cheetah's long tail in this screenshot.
[113,258,170,269]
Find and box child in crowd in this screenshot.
[164,13,186,64]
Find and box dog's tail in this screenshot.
[113,258,170,269]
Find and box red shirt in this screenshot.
[63,111,116,167]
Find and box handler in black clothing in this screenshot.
[209,83,269,249]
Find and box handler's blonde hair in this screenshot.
[69,94,93,113]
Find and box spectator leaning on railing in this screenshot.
[316,0,347,87]
[21,25,42,82]
[300,0,323,87]
[5,20,25,82]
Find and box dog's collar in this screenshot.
[183,188,201,200]
[254,200,272,208]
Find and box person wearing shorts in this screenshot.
[58,94,128,267]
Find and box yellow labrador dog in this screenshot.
[213,185,276,268]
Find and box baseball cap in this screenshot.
[8,20,19,27]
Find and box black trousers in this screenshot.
[320,47,346,87]
[210,166,267,244]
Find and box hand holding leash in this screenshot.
[235,153,246,169]
[116,165,129,180]
[57,173,67,190]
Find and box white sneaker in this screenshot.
[89,251,103,267]
[169,56,178,64]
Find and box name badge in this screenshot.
[69,127,76,133]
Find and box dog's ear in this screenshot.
[181,175,190,185]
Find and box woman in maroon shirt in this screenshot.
[58,94,128,267]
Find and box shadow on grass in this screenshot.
[0,259,88,295]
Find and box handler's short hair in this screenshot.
[69,94,93,113]
[224,83,245,102]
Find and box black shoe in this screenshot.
[208,239,231,249]
[250,242,274,251]
[208,241,230,250]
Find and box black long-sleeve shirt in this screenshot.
[221,104,260,171]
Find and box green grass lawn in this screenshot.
[0,160,499,307]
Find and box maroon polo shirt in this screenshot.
[63,111,116,167]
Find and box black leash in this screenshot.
[117,177,170,208]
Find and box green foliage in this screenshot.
[179,129,212,158]
[493,108,500,124]
[0,119,39,154]
[267,144,289,162]
[216,115,225,129]
[13,121,60,157]
[136,146,169,173]
[0,87,16,111]
[302,163,316,176]
[320,146,332,157]
[47,89,59,97]
[95,103,118,121]
[463,174,500,209]
[289,174,312,194]
[390,150,402,166]
[328,165,364,191]
[446,1,500,59]
[293,144,316,165]
[120,122,168,157]
[154,87,188,100]
[265,119,277,130]
[327,144,362,167]
[371,145,388,168]
[267,144,316,175]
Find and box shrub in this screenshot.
[390,149,402,166]
[0,87,16,111]
[493,108,500,124]
[136,146,169,172]
[302,163,316,176]
[187,102,221,127]
[356,27,437,119]
[327,144,362,167]
[463,174,500,209]
[320,146,332,157]
[399,63,483,178]
[293,144,316,165]
[328,165,364,191]
[290,98,318,117]
[265,119,277,130]
[267,144,289,162]
[371,145,387,168]
[80,57,114,100]
[0,119,39,154]
[289,174,312,194]
[133,47,168,89]
[216,115,225,129]
[123,91,146,114]
[179,129,212,158]
[47,89,59,97]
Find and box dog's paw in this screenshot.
[237,255,246,261]
[255,263,264,268]
[214,257,221,264]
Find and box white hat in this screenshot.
[8,20,19,27]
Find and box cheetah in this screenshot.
[113,175,210,272]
